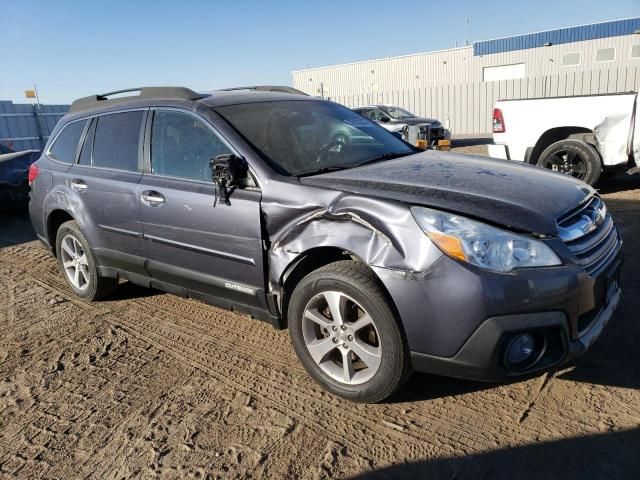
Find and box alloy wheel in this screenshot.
[540,150,588,180]
[60,234,90,291]
[301,291,382,385]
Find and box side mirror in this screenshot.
[380,115,391,123]
[209,154,246,206]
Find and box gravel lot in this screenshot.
[1,143,639,479]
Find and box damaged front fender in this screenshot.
[262,184,443,294]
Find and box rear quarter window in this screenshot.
[92,111,144,171]
[48,120,87,163]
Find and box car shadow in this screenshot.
[107,281,163,301]
[452,136,494,148]
[346,427,640,480]
[560,259,640,390]
[596,172,640,195]
[386,371,500,403]
[0,207,37,248]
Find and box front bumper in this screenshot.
[411,285,620,381]
[373,244,622,382]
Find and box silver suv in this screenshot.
[29,87,622,402]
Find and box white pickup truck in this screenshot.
[489,92,639,185]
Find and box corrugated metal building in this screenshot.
[0,101,69,152]
[292,18,640,134]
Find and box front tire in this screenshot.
[537,139,601,185]
[55,220,117,300]
[288,260,410,403]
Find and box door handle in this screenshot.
[70,179,88,192]
[141,191,165,206]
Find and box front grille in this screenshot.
[418,125,445,139]
[431,127,445,138]
[558,196,621,275]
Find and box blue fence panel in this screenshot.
[0,101,69,152]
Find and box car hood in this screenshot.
[299,151,594,235]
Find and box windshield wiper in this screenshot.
[296,151,413,177]
[355,151,412,167]
[295,166,352,178]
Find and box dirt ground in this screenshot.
[1,143,639,479]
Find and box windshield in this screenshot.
[380,106,415,120]
[216,100,414,176]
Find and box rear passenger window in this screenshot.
[151,110,232,182]
[49,120,87,163]
[92,111,143,171]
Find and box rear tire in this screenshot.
[537,139,601,185]
[55,220,117,301]
[288,260,410,403]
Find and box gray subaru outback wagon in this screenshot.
[29,87,622,402]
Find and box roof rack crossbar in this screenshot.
[69,86,204,113]
[217,85,308,96]
[95,87,146,99]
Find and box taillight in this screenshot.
[493,108,505,133]
[28,163,39,185]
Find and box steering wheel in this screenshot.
[316,136,347,163]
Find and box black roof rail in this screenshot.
[217,85,308,96]
[69,86,205,113]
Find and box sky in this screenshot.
[1,0,639,104]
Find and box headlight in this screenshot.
[411,206,562,273]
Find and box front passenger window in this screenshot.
[151,111,232,182]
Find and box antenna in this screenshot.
[465,17,469,46]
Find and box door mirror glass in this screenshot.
[210,154,247,206]
[379,115,391,123]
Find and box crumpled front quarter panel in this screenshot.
[261,179,443,291]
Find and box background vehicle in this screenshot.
[352,105,450,145]
[29,87,621,403]
[490,92,640,185]
[0,143,40,208]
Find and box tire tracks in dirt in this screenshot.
[4,238,640,478]
[16,254,524,457]
[12,252,501,458]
